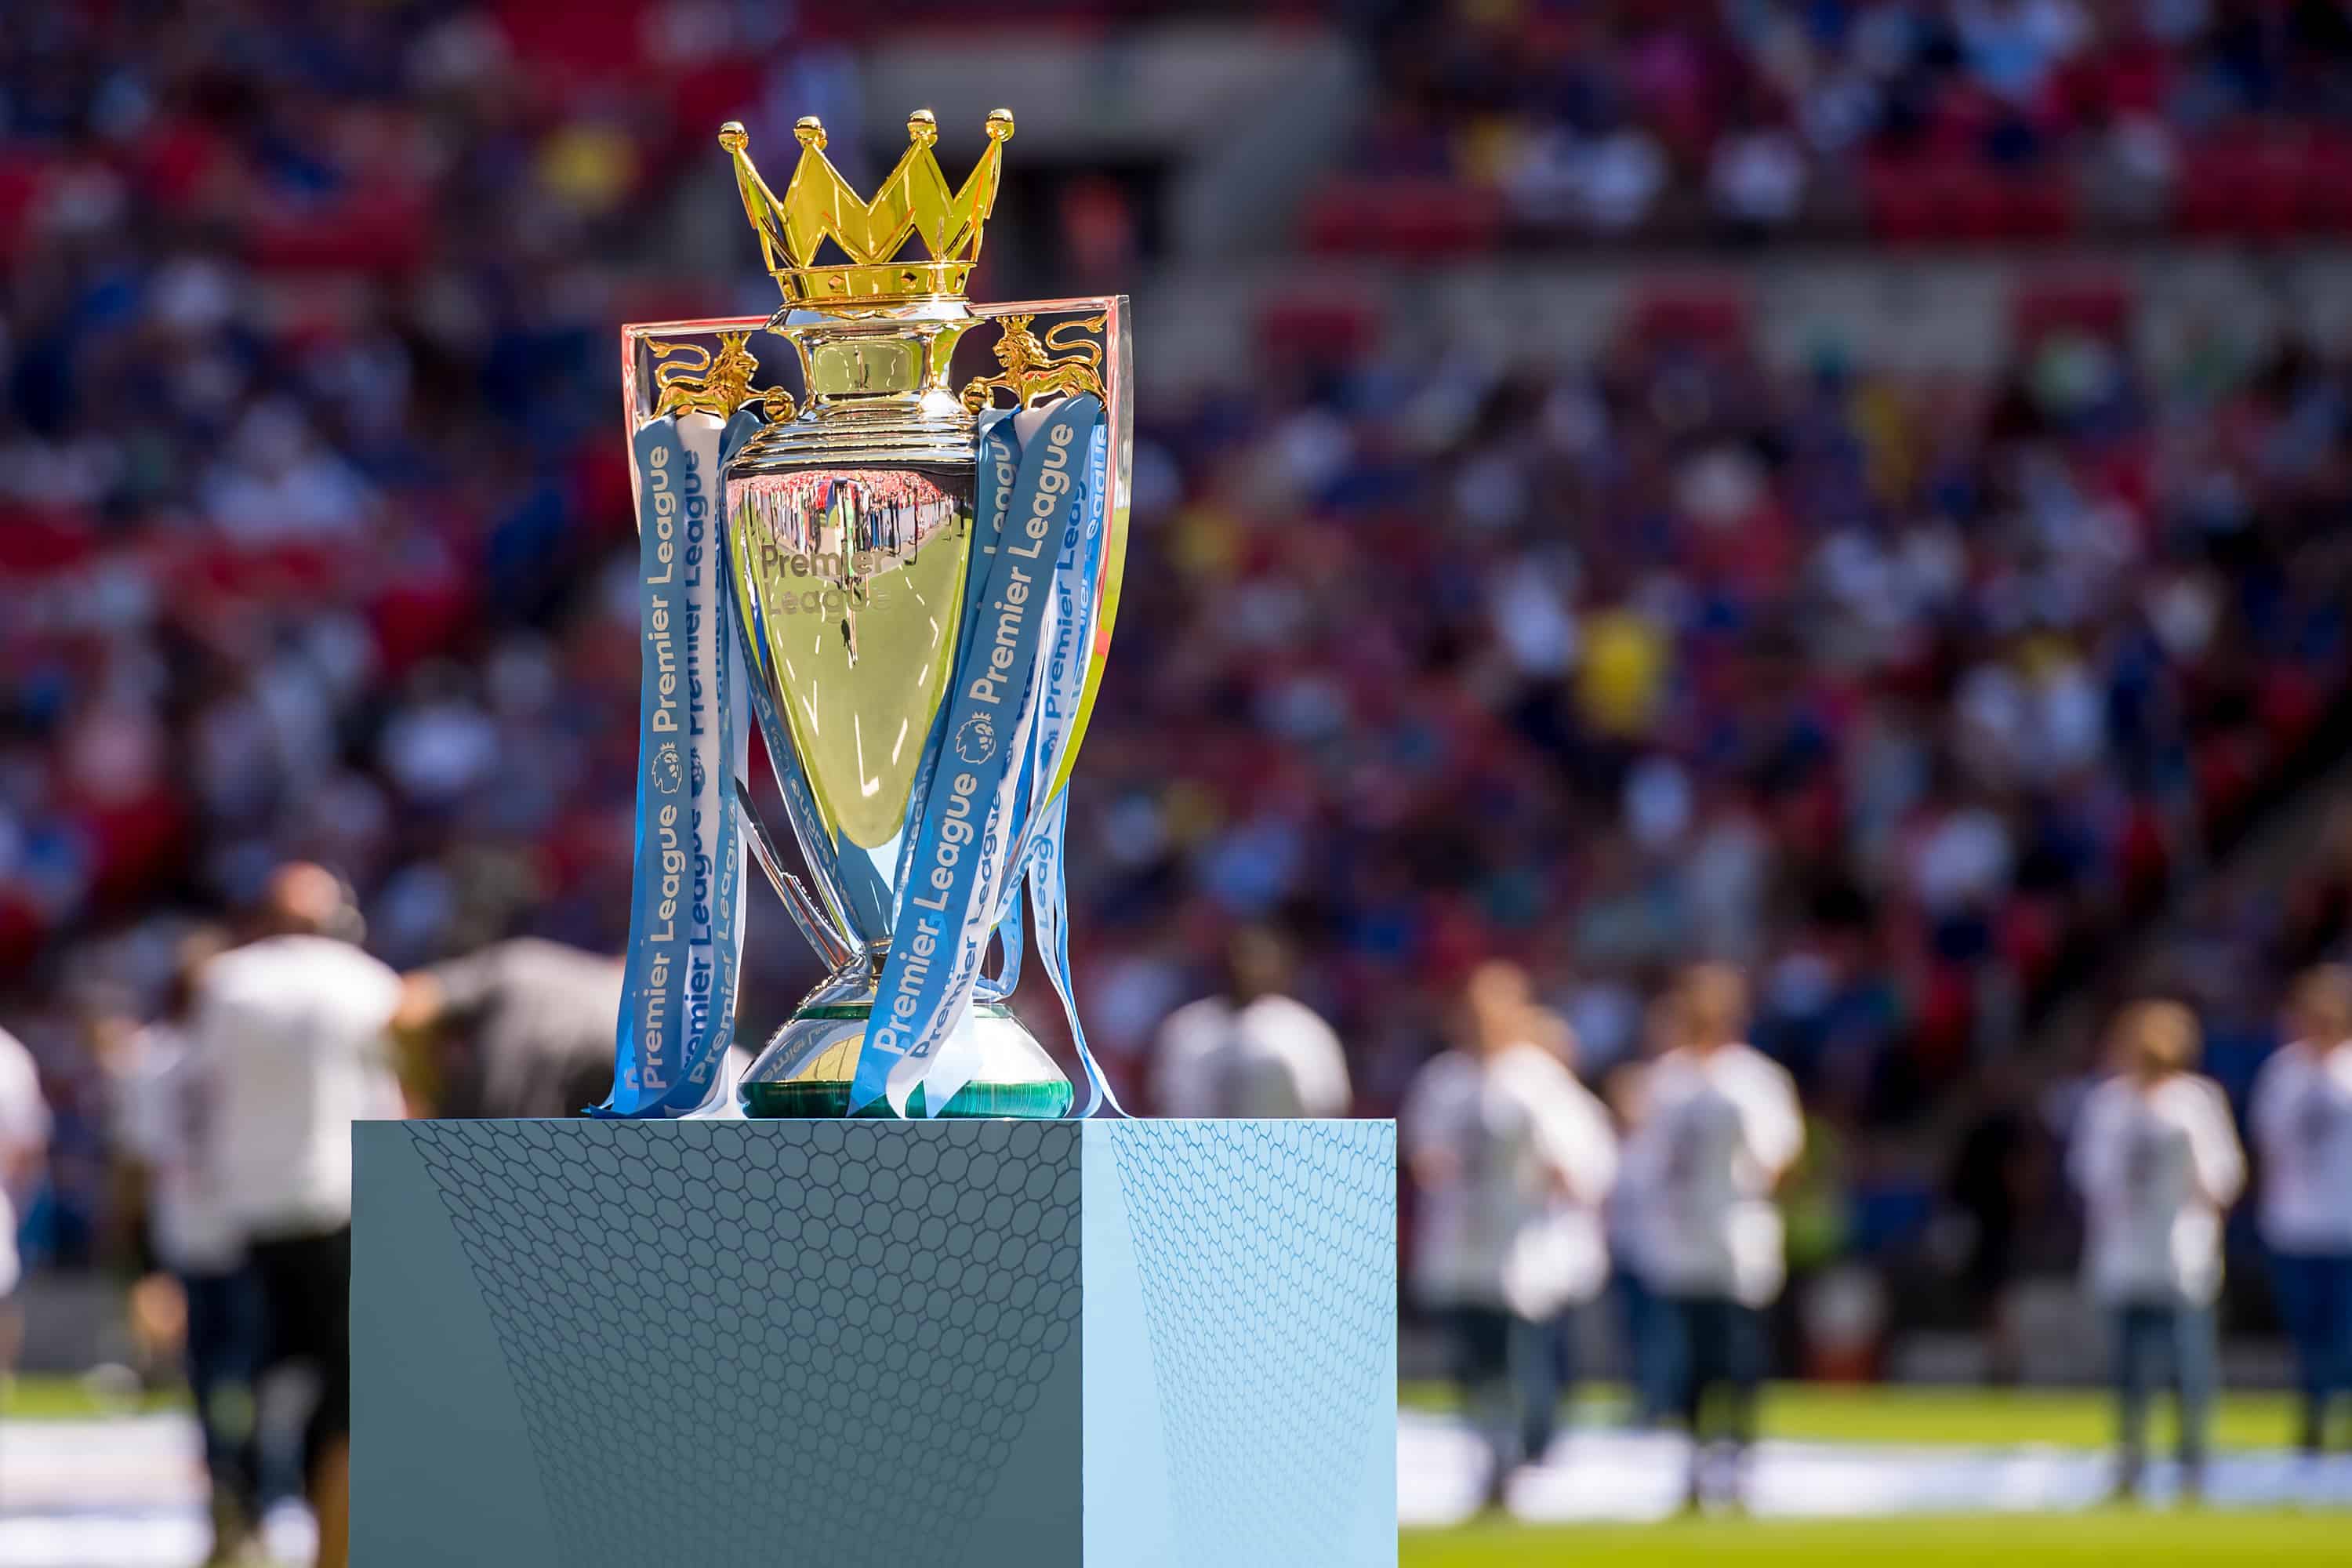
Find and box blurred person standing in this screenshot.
[1946,1061,2047,1388]
[392,938,629,1118]
[1152,927,1351,1117]
[2071,999,2245,1502]
[2249,965,2352,1467]
[0,1022,51,1388]
[1602,997,1683,1429]
[1404,962,1617,1508]
[112,927,264,1565]
[1624,963,1803,1513]
[1523,1005,1617,1457]
[194,864,404,1568]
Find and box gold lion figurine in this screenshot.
[651,332,793,422]
[961,314,1105,413]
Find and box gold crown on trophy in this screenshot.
[719,109,1013,307]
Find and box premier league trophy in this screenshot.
[350,103,1398,1568]
[600,108,1131,1120]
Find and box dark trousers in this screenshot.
[1612,1267,1680,1428]
[183,1264,265,1523]
[1444,1304,1572,1481]
[1664,1294,1764,1453]
[2270,1250,2352,1452]
[250,1225,352,1483]
[1444,1304,1514,1490]
[2112,1301,2218,1486]
[1515,1303,1581,1461]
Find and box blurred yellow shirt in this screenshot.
[1578,608,1668,737]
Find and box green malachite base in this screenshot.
[741,1076,1074,1120]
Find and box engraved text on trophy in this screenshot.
[729,467,974,852]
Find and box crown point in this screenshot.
[793,115,827,151]
[717,121,747,152]
[906,108,938,147]
[985,108,1015,142]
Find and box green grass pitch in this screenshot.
[1399,1381,2340,1565]
[1403,1509,2345,1566]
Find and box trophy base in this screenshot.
[739,971,1075,1120]
[741,1076,1074,1119]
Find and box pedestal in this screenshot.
[351,1118,1397,1567]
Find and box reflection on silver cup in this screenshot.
[727,440,1076,1117]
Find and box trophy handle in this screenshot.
[964,295,1131,806]
[618,314,773,515]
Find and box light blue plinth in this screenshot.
[352,1118,1396,1568]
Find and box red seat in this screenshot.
[1300,179,1503,259]
[1258,292,1381,361]
[2177,135,2308,239]
[2299,134,2352,234]
[0,156,52,261]
[2013,277,2133,345]
[1863,155,1941,241]
[1864,154,2075,243]
[1628,282,1751,350]
[245,187,433,274]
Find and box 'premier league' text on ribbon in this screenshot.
[602,410,743,1116]
[858,403,1095,1101]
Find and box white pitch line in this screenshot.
[1396,1409,2352,1526]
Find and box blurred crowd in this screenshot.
[1075,312,2352,1144]
[2,4,2352,1323]
[1337,0,2352,243]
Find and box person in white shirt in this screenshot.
[1151,927,1351,1118]
[1621,964,1803,1512]
[0,1022,52,1385]
[2070,999,2245,1500]
[1404,961,1617,1505]
[194,863,405,1568]
[111,927,264,1566]
[2249,965,2352,1460]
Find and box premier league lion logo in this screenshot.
[652,742,685,795]
[954,713,997,766]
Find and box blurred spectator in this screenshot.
[2069,998,2245,1501]
[193,864,404,1568]
[1708,118,1807,234]
[1150,927,1352,1117]
[1602,996,1682,1428]
[1621,964,1803,1512]
[2248,964,2352,1464]
[392,937,624,1119]
[1403,960,1617,1506]
[0,1022,50,1377]
[1944,1058,2053,1385]
[110,924,263,1565]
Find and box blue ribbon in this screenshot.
[851,396,1105,1114]
[597,412,745,1117]
[975,891,1025,1002]
[1007,411,1119,1116]
[909,401,1122,1119]
[1025,793,1123,1117]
